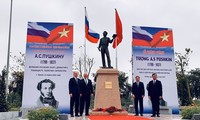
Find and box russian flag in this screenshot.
[132,26,153,41]
[27,22,50,43]
[132,26,153,47]
[85,7,100,43]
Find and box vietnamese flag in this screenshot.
[132,26,173,48]
[47,25,73,44]
[112,9,123,48]
[150,30,173,47]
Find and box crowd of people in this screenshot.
[36,71,162,118]
[68,71,163,118]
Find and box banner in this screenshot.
[132,26,179,114]
[22,22,73,113]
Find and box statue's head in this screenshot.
[103,31,108,37]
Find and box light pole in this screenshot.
[6,0,13,94]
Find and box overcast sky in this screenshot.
[1,0,200,82]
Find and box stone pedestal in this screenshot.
[91,68,128,115]
[59,114,68,120]
[192,114,200,120]
[94,68,121,109]
[0,111,19,120]
[160,106,172,114]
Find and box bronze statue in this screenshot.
[98,31,117,68]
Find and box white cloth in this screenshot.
[85,79,88,85]
[136,82,139,86]
[153,80,156,84]
[74,77,78,83]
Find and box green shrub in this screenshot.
[181,107,200,119]
[7,93,22,110]
[90,96,94,109]
[194,100,200,106]
[28,107,59,120]
[121,95,132,111]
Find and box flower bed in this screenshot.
[93,106,124,114]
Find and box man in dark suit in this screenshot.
[132,76,145,116]
[80,73,94,116]
[148,73,163,117]
[69,71,81,117]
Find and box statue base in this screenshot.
[90,68,128,116]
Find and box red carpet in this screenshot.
[88,115,152,120]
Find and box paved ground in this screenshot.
[1,111,183,120]
[18,114,182,120]
[65,114,182,120]
[143,114,182,120]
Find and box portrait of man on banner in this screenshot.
[36,79,59,109]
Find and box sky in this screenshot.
[1,0,200,82]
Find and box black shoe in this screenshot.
[80,114,82,116]
[85,114,90,116]
[108,66,113,68]
[134,114,138,116]
[157,115,160,117]
[140,114,143,116]
[151,115,156,117]
[71,115,74,117]
[75,115,80,117]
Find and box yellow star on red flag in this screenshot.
[59,28,69,38]
[160,33,169,42]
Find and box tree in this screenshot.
[10,52,25,72]
[9,52,25,96]
[74,56,95,78]
[7,52,25,108]
[118,71,132,109]
[9,71,24,98]
[0,68,8,112]
[188,68,200,99]
[175,48,193,105]
[119,72,131,97]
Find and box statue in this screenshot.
[98,31,117,68]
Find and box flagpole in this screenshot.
[84,38,87,73]
[6,0,13,94]
[115,38,118,69]
[115,9,118,69]
[131,44,134,83]
[84,7,87,73]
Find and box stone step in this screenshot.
[0,111,19,120]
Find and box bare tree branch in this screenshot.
[74,56,95,79]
